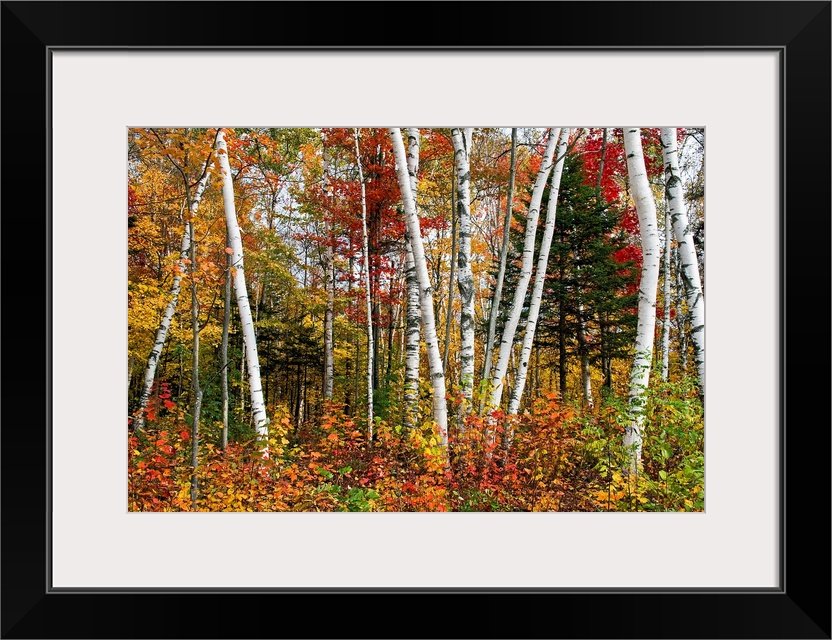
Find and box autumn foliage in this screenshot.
[129,377,703,512]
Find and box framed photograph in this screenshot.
[2,1,828,638]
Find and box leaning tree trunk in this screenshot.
[507,128,570,424]
[481,128,517,413]
[216,128,269,453]
[132,166,211,432]
[451,127,476,412]
[489,128,561,410]
[661,127,704,394]
[354,129,374,441]
[403,128,421,430]
[322,144,335,401]
[623,127,661,471]
[389,128,448,446]
[661,208,673,381]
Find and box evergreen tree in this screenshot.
[491,152,638,401]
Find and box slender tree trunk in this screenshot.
[345,254,354,414]
[239,345,246,417]
[385,307,394,381]
[676,249,688,373]
[221,229,231,450]
[577,300,593,408]
[322,144,335,401]
[661,208,673,381]
[481,128,517,413]
[132,170,211,431]
[443,172,457,374]
[389,128,448,445]
[451,127,476,410]
[559,292,567,397]
[507,129,569,420]
[661,128,704,394]
[489,128,560,409]
[217,128,269,454]
[403,128,421,429]
[623,127,661,471]
[595,128,608,193]
[188,220,202,509]
[354,129,374,441]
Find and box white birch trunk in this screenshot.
[661,128,704,392]
[322,145,335,401]
[188,219,202,507]
[661,208,672,381]
[488,128,561,410]
[676,249,689,373]
[577,299,594,408]
[354,129,374,441]
[481,128,517,413]
[132,168,211,431]
[389,128,448,445]
[623,127,661,470]
[216,129,269,451]
[403,128,421,429]
[221,229,231,450]
[507,129,569,419]
[451,127,476,411]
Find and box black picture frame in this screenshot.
[2,2,829,638]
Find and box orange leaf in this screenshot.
[225,247,234,254]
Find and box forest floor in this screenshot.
[129,379,704,513]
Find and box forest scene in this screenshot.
[128,126,704,512]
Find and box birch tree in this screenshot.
[451,127,476,411]
[623,127,661,470]
[661,208,672,381]
[216,128,269,451]
[389,127,448,445]
[188,217,202,507]
[132,164,211,432]
[489,128,560,410]
[661,127,704,393]
[403,128,421,429]
[481,128,517,413]
[220,228,231,449]
[507,128,570,418]
[322,144,335,400]
[354,129,374,440]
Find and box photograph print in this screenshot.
[127,126,704,513]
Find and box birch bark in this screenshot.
[322,144,335,400]
[661,127,704,393]
[481,128,517,412]
[221,229,231,450]
[451,127,476,411]
[354,129,374,440]
[216,129,269,452]
[507,128,570,418]
[132,166,211,432]
[488,128,560,410]
[661,208,672,381]
[403,128,421,429]
[389,128,448,445]
[623,127,661,469]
